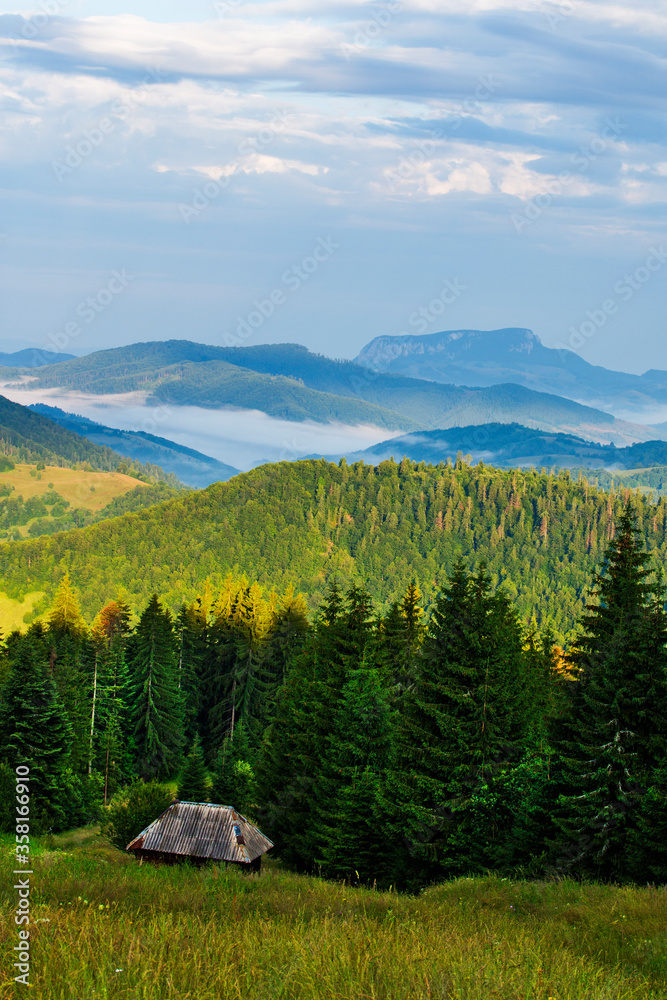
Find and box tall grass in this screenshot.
[1,829,666,999]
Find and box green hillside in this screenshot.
[20,339,652,442]
[2,456,665,638]
[30,403,240,488]
[24,347,416,431]
[0,393,181,486]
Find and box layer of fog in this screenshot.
[1,387,404,471]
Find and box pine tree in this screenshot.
[176,596,209,745]
[256,580,376,870]
[0,628,73,832]
[128,594,183,779]
[210,724,256,813]
[383,561,532,887]
[553,506,667,879]
[177,735,209,801]
[315,664,393,884]
[261,587,310,724]
[91,599,134,802]
[377,581,425,696]
[46,574,91,775]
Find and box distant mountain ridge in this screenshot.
[354,328,667,419]
[10,338,661,446]
[332,423,667,471]
[29,404,239,489]
[0,349,75,367]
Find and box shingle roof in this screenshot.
[126,801,273,863]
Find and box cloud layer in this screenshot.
[0,1,666,373]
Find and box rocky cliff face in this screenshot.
[354,328,667,422]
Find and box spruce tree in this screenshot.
[0,629,73,832]
[377,581,425,696]
[383,561,532,887]
[176,597,209,745]
[210,724,256,813]
[315,663,393,884]
[91,599,134,801]
[128,594,183,779]
[553,506,667,880]
[261,588,310,724]
[178,735,209,801]
[256,580,376,870]
[46,574,91,775]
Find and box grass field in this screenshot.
[0,591,45,633]
[0,464,146,516]
[1,828,666,999]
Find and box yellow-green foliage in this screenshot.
[0,590,45,632]
[0,829,665,999]
[0,464,146,518]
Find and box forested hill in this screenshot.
[19,339,655,443]
[2,457,666,638]
[29,404,239,488]
[0,394,180,486]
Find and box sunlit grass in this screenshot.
[0,829,665,999]
[0,591,45,632]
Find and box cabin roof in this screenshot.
[125,801,273,864]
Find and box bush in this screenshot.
[101,780,174,850]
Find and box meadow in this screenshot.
[1,828,666,1000]
[0,465,147,522]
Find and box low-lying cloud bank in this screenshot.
[0,387,403,471]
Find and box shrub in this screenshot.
[101,780,174,850]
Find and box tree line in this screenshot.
[4,457,667,639]
[1,504,666,887]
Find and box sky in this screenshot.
[0,1,666,374]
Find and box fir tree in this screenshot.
[383,561,533,887]
[256,580,376,870]
[46,574,91,774]
[176,596,209,744]
[128,594,183,779]
[210,724,256,813]
[553,506,667,879]
[178,735,209,802]
[91,599,134,802]
[315,664,393,884]
[377,581,425,696]
[0,629,73,832]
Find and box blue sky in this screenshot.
[0,0,666,372]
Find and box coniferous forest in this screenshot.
[2,493,666,891]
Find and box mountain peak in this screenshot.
[355,328,540,369]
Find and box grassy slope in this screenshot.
[0,590,44,632]
[0,393,179,485]
[0,464,148,519]
[0,828,664,999]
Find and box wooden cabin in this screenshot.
[126,801,273,871]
